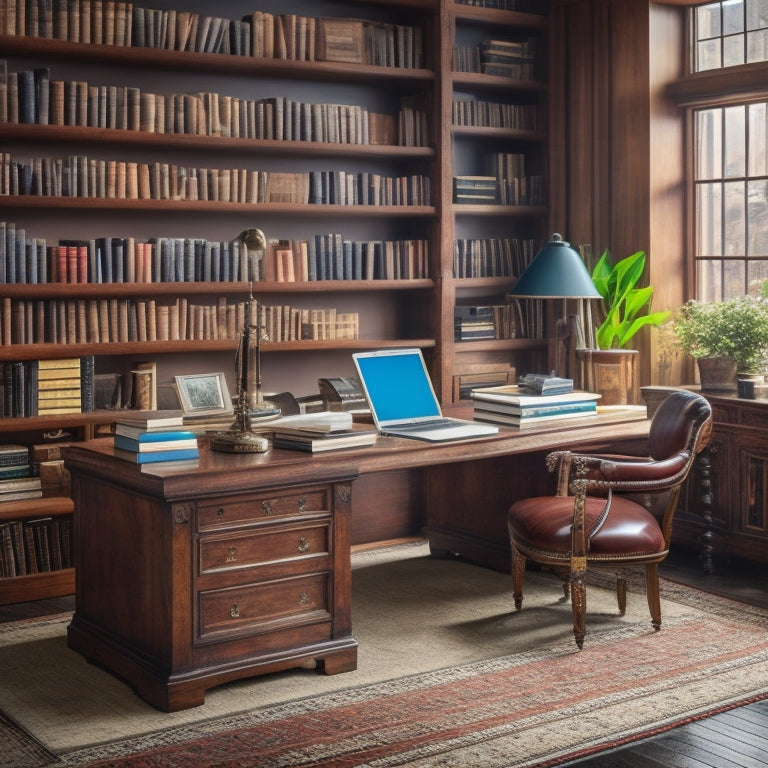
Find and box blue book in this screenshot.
[114,434,198,453]
[114,447,200,464]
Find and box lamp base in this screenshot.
[210,430,270,454]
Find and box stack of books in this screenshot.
[452,175,498,204]
[113,411,200,464]
[272,423,378,453]
[0,444,42,501]
[470,385,601,428]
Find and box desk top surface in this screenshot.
[64,407,651,500]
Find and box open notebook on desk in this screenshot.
[352,348,498,442]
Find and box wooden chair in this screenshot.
[506,390,713,649]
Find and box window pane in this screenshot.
[725,106,746,175]
[747,28,768,59]
[748,260,768,294]
[748,103,768,175]
[724,0,745,33]
[746,0,768,29]
[698,3,722,38]
[723,33,746,65]
[698,108,722,178]
[698,259,723,301]
[697,183,723,256]
[748,180,768,254]
[697,39,722,69]
[723,258,747,296]
[724,180,746,255]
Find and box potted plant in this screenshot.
[577,249,669,404]
[671,296,768,392]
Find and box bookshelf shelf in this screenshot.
[0,197,438,217]
[0,124,436,159]
[3,279,434,299]
[0,35,436,85]
[0,338,437,362]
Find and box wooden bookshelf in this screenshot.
[0,0,553,602]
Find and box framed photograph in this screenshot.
[175,372,233,416]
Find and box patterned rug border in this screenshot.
[46,571,768,767]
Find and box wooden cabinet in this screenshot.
[65,444,357,712]
[643,386,768,571]
[0,0,555,603]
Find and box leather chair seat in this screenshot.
[509,496,666,559]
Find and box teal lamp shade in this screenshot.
[510,233,601,299]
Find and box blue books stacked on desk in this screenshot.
[113,411,200,464]
[470,385,601,428]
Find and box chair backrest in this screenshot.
[648,390,712,463]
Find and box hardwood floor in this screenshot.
[1,548,766,768]
[563,548,768,768]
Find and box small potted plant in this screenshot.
[671,296,768,392]
[577,249,669,404]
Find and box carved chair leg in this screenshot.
[645,563,661,631]
[570,571,586,650]
[511,547,526,610]
[616,573,627,616]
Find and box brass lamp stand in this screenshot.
[211,230,281,453]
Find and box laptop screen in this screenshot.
[353,349,441,425]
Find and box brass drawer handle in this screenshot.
[297,537,310,553]
[299,592,309,606]
[226,546,238,562]
[262,500,273,515]
[216,508,225,518]
[297,496,307,511]
[230,604,240,618]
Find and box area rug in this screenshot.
[2,541,768,768]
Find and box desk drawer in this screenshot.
[198,572,330,639]
[197,489,330,530]
[199,523,330,574]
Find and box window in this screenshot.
[694,0,768,72]
[691,1,768,301]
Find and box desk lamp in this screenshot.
[508,233,601,377]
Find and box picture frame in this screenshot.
[175,372,233,416]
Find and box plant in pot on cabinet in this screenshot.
[671,296,768,395]
[577,249,670,405]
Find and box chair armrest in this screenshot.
[546,449,691,495]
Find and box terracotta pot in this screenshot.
[696,357,737,393]
[576,348,639,405]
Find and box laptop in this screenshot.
[352,348,499,442]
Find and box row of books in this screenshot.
[454,305,518,341]
[1,153,433,207]
[113,411,200,465]
[471,386,601,428]
[1,63,427,147]
[453,237,536,279]
[452,99,539,131]
[2,357,94,417]
[1,4,425,69]
[453,37,539,80]
[454,0,546,11]
[452,174,545,206]
[0,515,71,577]
[2,297,359,346]
[0,221,429,285]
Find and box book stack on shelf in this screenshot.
[113,411,200,465]
[0,444,42,500]
[454,305,517,341]
[452,175,497,205]
[470,385,601,428]
[272,423,377,453]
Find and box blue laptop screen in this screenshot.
[355,351,441,423]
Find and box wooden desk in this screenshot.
[64,410,650,712]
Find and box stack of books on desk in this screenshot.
[272,424,378,453]
[470,385,601,428]
[113,411,200,464]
